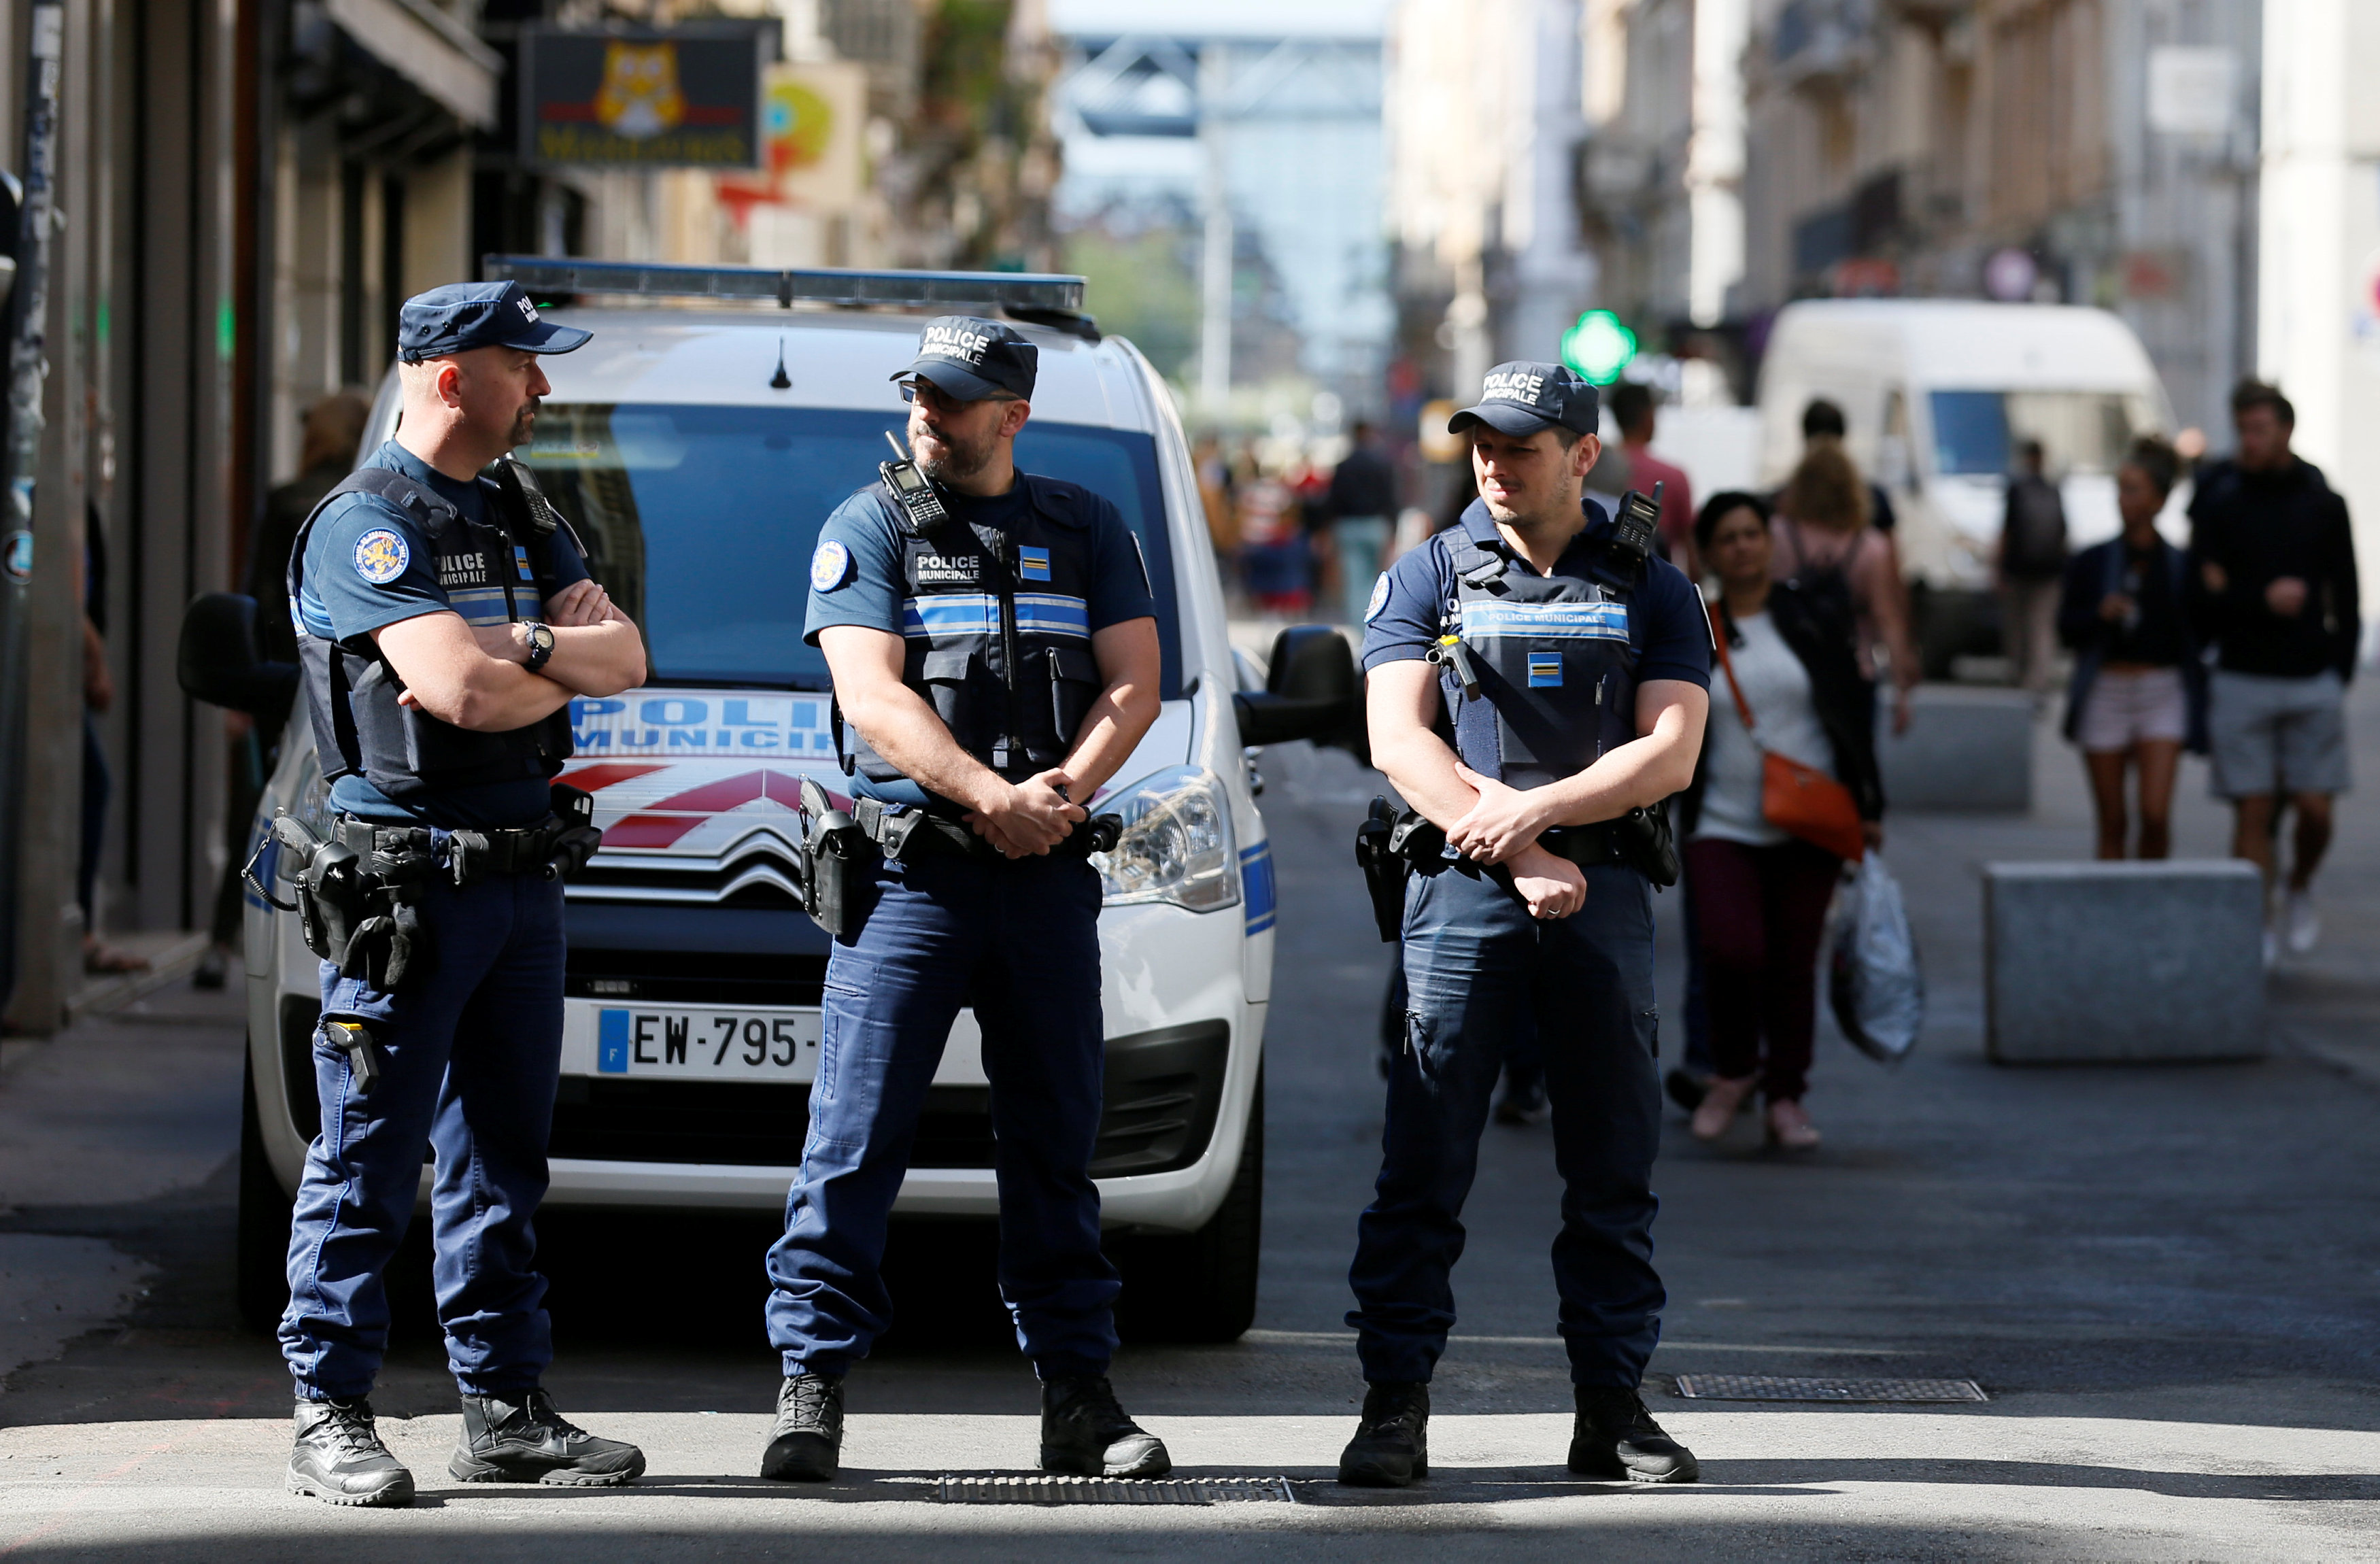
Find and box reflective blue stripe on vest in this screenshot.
[1457,599,1631,640]
[1015,593,1090,639]
[903,594,1000,636]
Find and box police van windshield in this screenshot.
[518,404,1182,696]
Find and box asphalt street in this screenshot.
[2,687,2379,1560]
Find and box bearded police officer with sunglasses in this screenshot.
[759,317,1167,1484]
[277,282,650,1506]
[1338,363,1712,1488]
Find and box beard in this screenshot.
[915,416,992,484]
[506,397,542,450]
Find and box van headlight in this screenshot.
[1091,766,1241,912]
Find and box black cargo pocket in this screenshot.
[1048,643,1101,743]
[921,646,979,747]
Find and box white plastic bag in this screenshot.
[1827,853,1924,1063]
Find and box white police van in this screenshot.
[209,260,1359,1343]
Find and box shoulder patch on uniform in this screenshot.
[352,528,410,585]
[1365,571,1393,622]
[811,538,853,592]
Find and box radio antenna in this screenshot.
[884,429,911,462]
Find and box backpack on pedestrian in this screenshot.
[2002,474,2069,579]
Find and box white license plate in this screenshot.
[592,1006,821,1081]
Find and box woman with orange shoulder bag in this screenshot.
[1679,493,1884,1151]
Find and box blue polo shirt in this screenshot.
[804,476,1156,808]
[297,440,590,828]
[1361,496,1712,694]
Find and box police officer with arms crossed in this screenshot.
[760,317,1168,1482]
[1340,362,1712,1486]
[277,282,649,1506]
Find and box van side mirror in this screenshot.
[1231,624,1365,760]
[177,592,299,717]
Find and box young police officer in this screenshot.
[760,317,1167,1482]
[1342,363,1712,1486]
[279,282,649,1506]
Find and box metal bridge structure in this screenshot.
[1055,33,1386,407]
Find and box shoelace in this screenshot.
[316,1400,386,1457]
[1361,1394,1424,1438]
[780,1375,837,1424]
[520,1390,591,1442]
[1055,1377,1133,1433]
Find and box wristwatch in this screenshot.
[520,620,556,673]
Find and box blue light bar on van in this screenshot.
[483,256,1087,313]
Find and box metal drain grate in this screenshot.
[1673,1374,1988,1404]
[934,1475,1299,1506]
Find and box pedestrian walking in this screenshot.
[1606,384,1695,575]
[277,282,649,1506]
[1328,419,1398,626]
[1999,439,2069,694]
[1682,493,1883,1151]
[1342,360,1711,1489]
[1234,456,1311,613]
[78,513,146,976]
[2187,381,2358,963]
[2059,437,2205,860]
[763,317,1169,1484]
[1771,439,1920,734]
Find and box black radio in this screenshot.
[879,430,951,534]
[1608,481,1664,572]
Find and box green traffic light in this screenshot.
[1561,309,1637,386]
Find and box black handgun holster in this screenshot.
[798,778,878,941]
[271,813,436,991]
[1355,796,1408,943]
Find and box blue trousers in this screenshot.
[765,850,1119,1379]
[279,866,565,1401]
[1348,859,1666,1388]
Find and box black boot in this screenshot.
[1569,1385,1699,1483]
[1337,1381,1429,1487]
[760,1370,845,1482]
[449,1389,645,1486]
[287,1397,415,1508]
[1040,1374,1170,1478]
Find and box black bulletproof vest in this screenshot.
[287,461,575,802]
[1435,499,1642,788]
[840,473,1104,784]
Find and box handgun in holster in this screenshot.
[263,811,435,992]
[1354,797,1406,943]
[1616,801,1682,888]
[1355,798,1526,933]
[541,782,605,881]
[317,1012,384,1094]
[797,777,878,941]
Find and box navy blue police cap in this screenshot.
[1448,361,1599,439]
[891,316,1038,401]
[397,280,592,362]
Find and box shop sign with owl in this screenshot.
[520,26,768,169]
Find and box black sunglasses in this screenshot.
[898,379,1017,408]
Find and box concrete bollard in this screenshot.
[1984,860,2266,1064]
[1877,685,2035,812]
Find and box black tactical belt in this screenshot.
[334,810,600,887]
[850,797,1000,861]
[849,796,1121,862]
[1533,821,1634,869]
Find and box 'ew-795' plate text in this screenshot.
[595,1008,823,1079]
